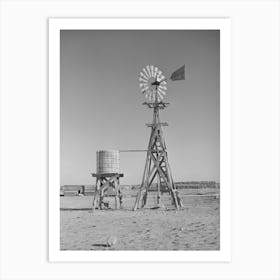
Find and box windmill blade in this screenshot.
[140,71,149,80]
[149,65,154,77]
[158,88,166,96]
[157,91,164,100]
[159,85,167,91]
[139,83,148,88]
[154,66,158,77]
[150,65,154,77]
[158,74,165,81]
[139,77,148,83]
[152,65,156,78]
[150,65,155,77]
[142,68,149,78]
[139,73,147,79]
[139,83,147,87]
[140,84,149,91]
[157,70,162,76]
[154,67,159,76]
[139,79,148,85]
[146,65,152,77]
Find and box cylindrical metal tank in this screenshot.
[96,150,120,174]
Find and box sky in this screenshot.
[60,30,220,185]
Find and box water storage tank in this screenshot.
[96,150,120,174]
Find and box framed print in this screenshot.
[49,18,231,262]
[1,0,280,279]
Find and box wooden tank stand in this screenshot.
[91,173,124,210]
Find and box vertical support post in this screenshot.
[99,179,103,210]
[118,178,123,209]
[113,177,119,210]
[92,178,100,211]
[157,172,160,205]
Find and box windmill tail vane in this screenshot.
[170,65,185,81]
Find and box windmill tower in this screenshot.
[133,65,185,210]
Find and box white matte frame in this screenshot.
[49,18,231,262]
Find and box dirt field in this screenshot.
[60,189,220,250]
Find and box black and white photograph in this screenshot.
[49,18,231,262]
[2,1,279,279]
[59,26,221,251]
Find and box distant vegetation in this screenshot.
[175,181,219,189]
[131,181,219,190]
[60,181,219,196]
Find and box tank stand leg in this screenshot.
[92,179,101,211]
[113,177,119,210]
[117,178,122,209]
[99,181,103,210]
[92,195,96,211]
[119,190,123,209]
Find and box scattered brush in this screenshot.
[106,236,118,248]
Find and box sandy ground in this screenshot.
[60,189,220,250]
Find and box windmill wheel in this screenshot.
[139,65,167,102]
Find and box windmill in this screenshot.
[133,65,185,210]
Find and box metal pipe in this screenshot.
[119,150,147,152]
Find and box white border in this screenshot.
[49,18,231,262]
